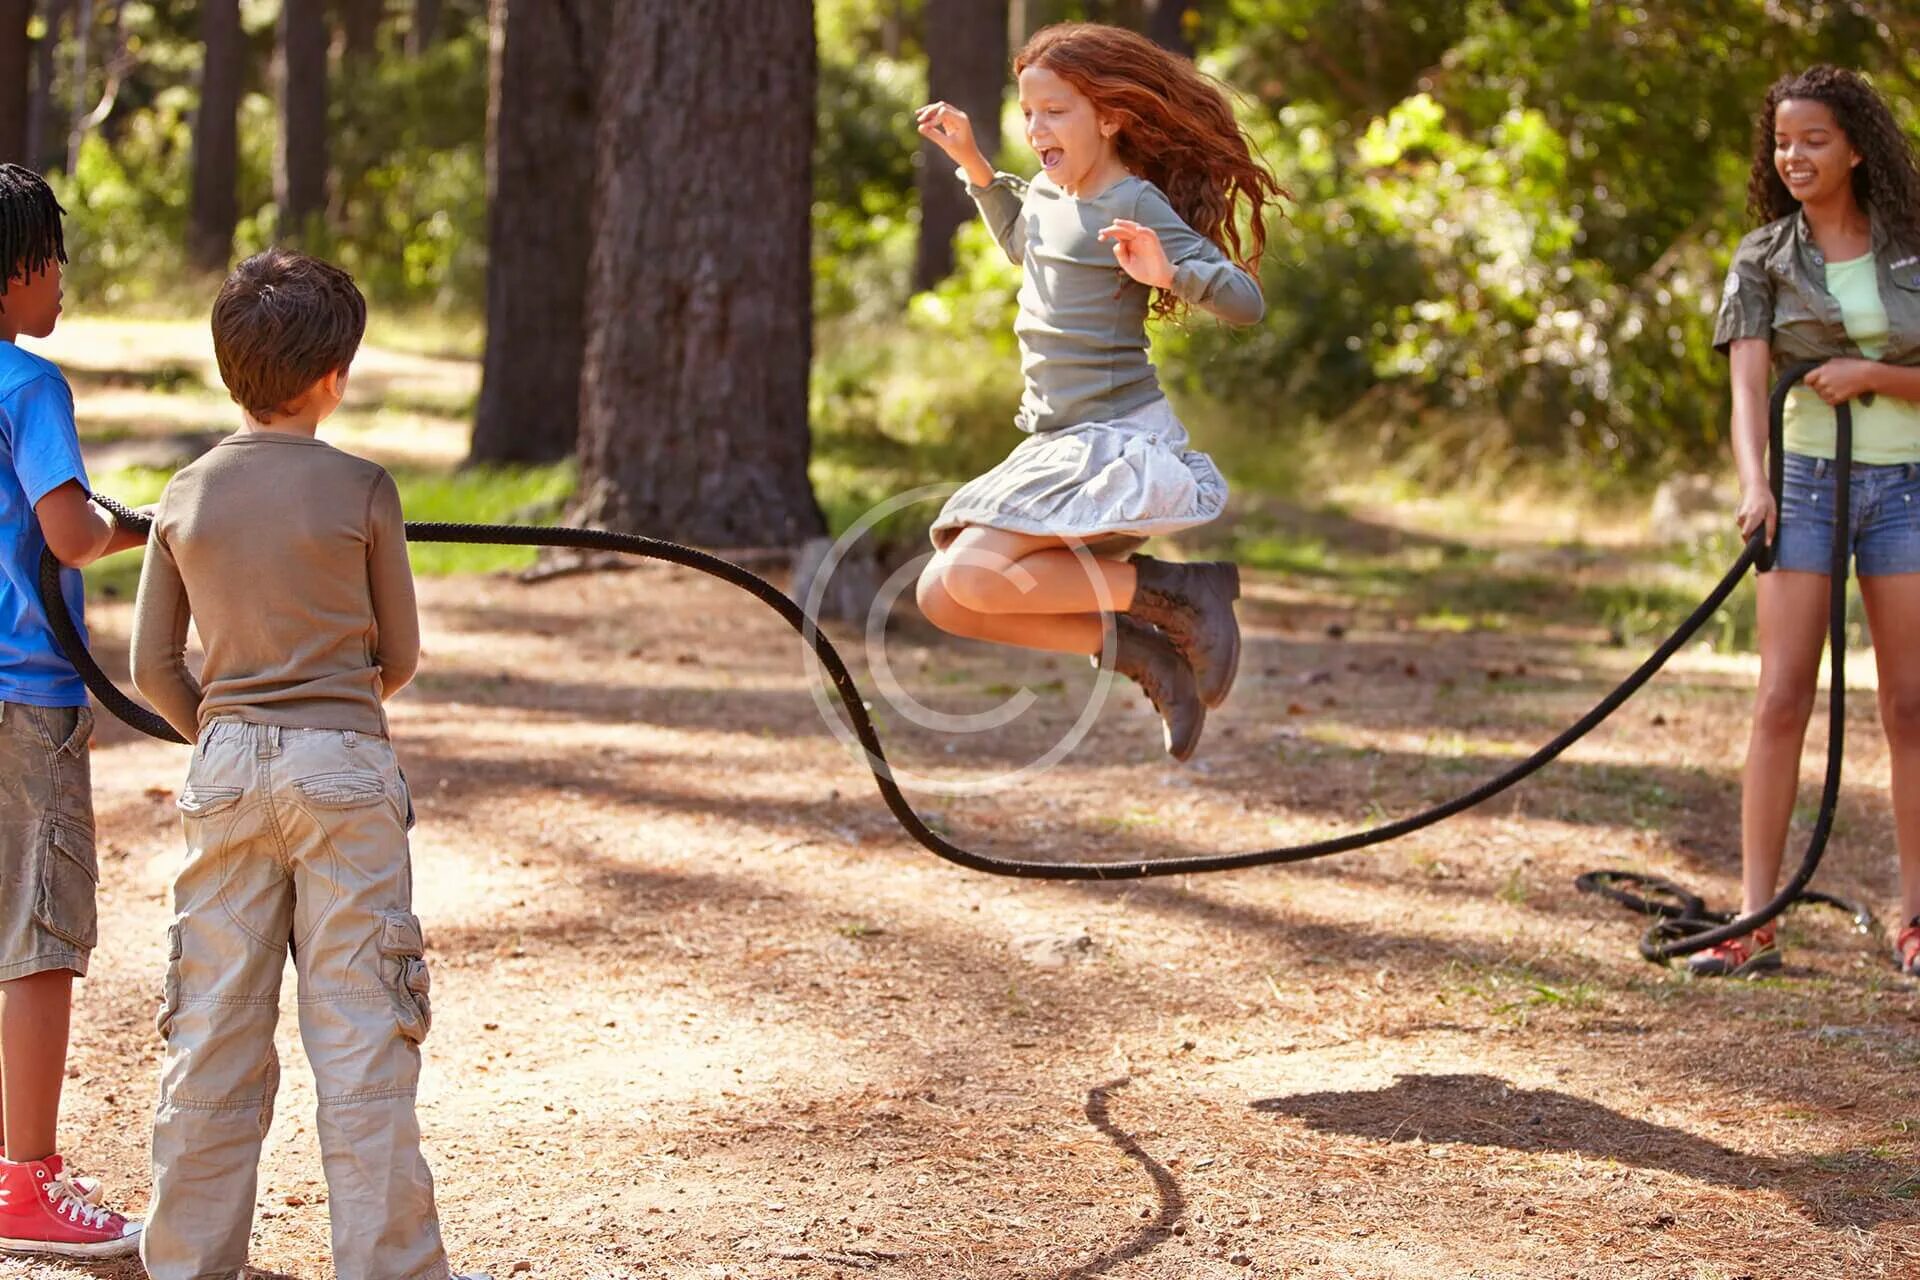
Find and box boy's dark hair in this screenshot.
[211,249,367,420]
[0,164,68,293]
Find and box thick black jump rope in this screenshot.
[39,364,1874,964]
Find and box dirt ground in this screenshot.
[5,533,1919,1280]
[3,316,1916,1278]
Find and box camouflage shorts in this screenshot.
[0,701,97,981]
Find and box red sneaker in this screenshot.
[0,1156,141,1260]
[1685,924,1781,978]
[0,1152,102,1207]
[1895,917,1920,977]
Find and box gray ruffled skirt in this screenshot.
[930,396,1227,553]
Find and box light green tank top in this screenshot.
[1782,253,1920,464]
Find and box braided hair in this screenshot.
[0,164,67,296]
[1747,66,1920,253]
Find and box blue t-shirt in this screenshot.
[0,341,89,707]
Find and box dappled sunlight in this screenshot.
[29,316,477,473]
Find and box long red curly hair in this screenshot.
[1015,23,1284,317]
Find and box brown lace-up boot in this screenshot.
[1096,615,1206,760]
[1125,555,1241,708]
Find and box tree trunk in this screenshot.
[408,0,440,55]
[879,0,903,56]
[71,2,128,152]
[1009,0,1071,46]
[27,0,69,171]
[0,0,29,164]
[468,0,604,465]
[912,0,1006,291]
[189,0,242,271]
[63,0,91,174]
[340,0,382,60]
[275,0,329,240]
[1143,0,1191,56]
[572,0,824,548]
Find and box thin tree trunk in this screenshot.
[27,0,68,171]
[1009,0,1071,46]
[469,0,605,465]
[0,0,30,164]
[408,0,440,55]
[879,0,902,56]
[275,0,329,241]
[189,0,242,271]
[340,0,381,61]
[62,0,90,174]
[70,1,127,150]
[913,0,1006,291]
[573,0,824,547]
[1143,0,1191,56]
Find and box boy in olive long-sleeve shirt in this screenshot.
[130,250,484,1280]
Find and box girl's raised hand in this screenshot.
[916,101,980,163]
[1097,220,1175,290]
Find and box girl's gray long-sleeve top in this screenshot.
[964,168,1265,434]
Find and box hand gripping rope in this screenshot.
[38,366,1868,963]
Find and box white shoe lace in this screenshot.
[44,1171,117,1232]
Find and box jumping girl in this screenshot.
[912,22,1283,761]
[1707,67,1920,978]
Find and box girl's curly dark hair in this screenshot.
[1746,65,1920,252]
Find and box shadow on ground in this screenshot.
[1254,1072,1920,1230]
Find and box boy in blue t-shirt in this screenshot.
[0,164,144,1260]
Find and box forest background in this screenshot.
[6,0,1920,579]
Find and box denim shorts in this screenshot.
[1769,452,1920,577]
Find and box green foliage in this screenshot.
[814,49,924,322]
[55,90,196,305]
[327,29,490,306]
[38,0,1920,504]
[46,4,489,312]
[811,0,1919,506]
[392,462,577,576]
[1155,1,1914,485]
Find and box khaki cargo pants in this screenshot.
[0,701,96,982]
[143,721,451,1280]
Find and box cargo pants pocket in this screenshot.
[293,771,388,809]
[34,821,98,950]
[156,921,184,1041]
[175,784,243,819]
[397,768,416,832]
[377,910,432,1044]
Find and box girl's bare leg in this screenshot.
[916,527,1140,654]
[1859,572,1920,923]
[930,527,1138,616]
[1740,570,1834,915]
[914,575,1108,654]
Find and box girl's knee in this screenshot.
[915,564,977,636]
[941,553,1033,614]
[1753,679,1817,738]
[1880,686,1920,749]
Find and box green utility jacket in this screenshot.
[1714,206,1920,374]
